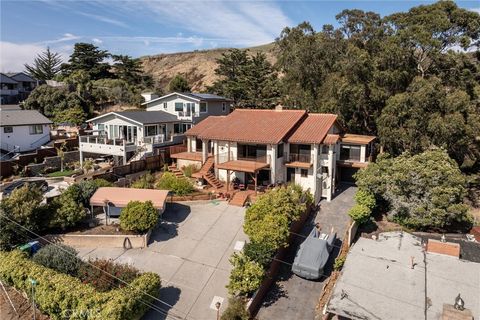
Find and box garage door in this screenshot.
[340,167,358,184]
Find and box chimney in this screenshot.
[141,92,159,102]
[426,239,460,258]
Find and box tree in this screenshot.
[377,76,480,166]
[53,106,87,126]
[0,185,45,250]
[168,74,191,92]
[156,172,194,195]
[61,43,111,80]
[49,185,88,229]
[227,252,264,296]
[24,47,63,80]
[112,54,143,84]
[56,142,67,172]
[120,201,158,233]
[355,149,473,231]
[23,85,85,118]
[131,172,155,189]
[33,244,81,276]
[220,297,250,320]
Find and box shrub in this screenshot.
[227,252,264,296]
[120,200,158,233]
[348,204,371,224]
[78,258,140,292]
[182,164,198,178]
[78,179,114,207]
[243,241,276,268]
[131,172,155,189]
[354,189,376,210]
[49,186,88,229]
[0,185,45,250]
[32,244,81,276]
[220,297,250,320]
[156,172,194,195]
[355,149,473,231]
[0,250,161,320]
[333,256,346,271]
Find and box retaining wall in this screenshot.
[45,229,151,249]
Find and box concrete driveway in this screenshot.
[76,201,247,320]
[256,185,356,320]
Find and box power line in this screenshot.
[0,213,196,320]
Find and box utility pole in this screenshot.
[29,278,37,320]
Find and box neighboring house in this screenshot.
[0,72,37,104]
[79,92,232,165]
[0,107,52,153]
[326,232,480,320]
[172,107,375,202]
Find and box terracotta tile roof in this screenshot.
[427,239,460,258]
[323,134,340,145]
[185,116,225,136]
[341,134,376,144]
[188,109,306,144]
[287,113,338,144]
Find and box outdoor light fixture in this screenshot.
[215,301,221,320]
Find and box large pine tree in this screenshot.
[24,47,63,80]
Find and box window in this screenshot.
[97,124,105,133]
[340,144,361,162]
[200,102,207,113]
[175,102,183,112]
[182,123,192,132]
[301,169,308,177]
[29,125,43,135]
[3,126,13,133]
[322,167,329,174]
[321,145,329,154]
[174,123,181,134]
[145,125,157,136]
[222,102,226,112]
[277,143,284,158]
[163,102,168,110]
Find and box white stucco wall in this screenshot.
[0,124,50,152]
[177,159,202,170]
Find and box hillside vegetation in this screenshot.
[140,43,277,91]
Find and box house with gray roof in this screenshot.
[0,72,37,104]
[325,231,479,320]
[0,107,52,153]
[80,92,232,165]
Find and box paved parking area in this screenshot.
[76,201,247,320]
[256,185,356,320]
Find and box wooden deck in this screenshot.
[170,152,203,162]
[216,160,270,173]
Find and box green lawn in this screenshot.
[46,169,78,177]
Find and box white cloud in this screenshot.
[92,38,103,44]
[469,8,480,14]
[41,33,82,44]
[78,12,129,28]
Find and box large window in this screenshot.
[301,169,308,177]
[237,144,267,160]
[29,125,43,135]
[145,125,157,136]
[3,126,13,133]
[175,102,183,112]
[340,144,361,162]
[199,102,207,113]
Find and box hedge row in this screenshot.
[0,250,161,320]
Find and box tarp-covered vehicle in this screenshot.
[292,228,336,280]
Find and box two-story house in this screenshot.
[0,72,37,104]
[79,92,232,165]
[171,107,375,203]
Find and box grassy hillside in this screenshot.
[140,43,277,92]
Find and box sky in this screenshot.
[1,0,479,72]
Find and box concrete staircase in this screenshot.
[168,164,184,177]
[229,190,255,207]
[204,172,223,189]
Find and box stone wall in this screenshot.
[25,151,80,175]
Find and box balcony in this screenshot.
[217,152,270,173]
[79,135,137,156]
[0,89,19,95]
[284,152,312,169]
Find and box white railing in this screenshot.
[30,134,50,149]
[0,89,19,95]
[217,151,271,165]
[142,134,167,145]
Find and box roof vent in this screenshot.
[426,239,460,258]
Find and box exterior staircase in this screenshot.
[168,164,184,177]
[229,190,255,207]
[204,172,223,189]
[129,143,153,163]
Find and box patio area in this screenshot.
[75,200,248,320]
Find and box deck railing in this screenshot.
[218,151,270,165]
[284,152,312,164]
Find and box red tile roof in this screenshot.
[287,114,338,144]
[341,134,376,144]
[187,109,307,144]
[323,134,340,145]
[427,239,460,258]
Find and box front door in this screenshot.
[287,167,295,184]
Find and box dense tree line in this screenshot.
[274,2,480,168]
[23,43,154,124]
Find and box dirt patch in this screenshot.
[0,283,49,320]
[68,224,137,236]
